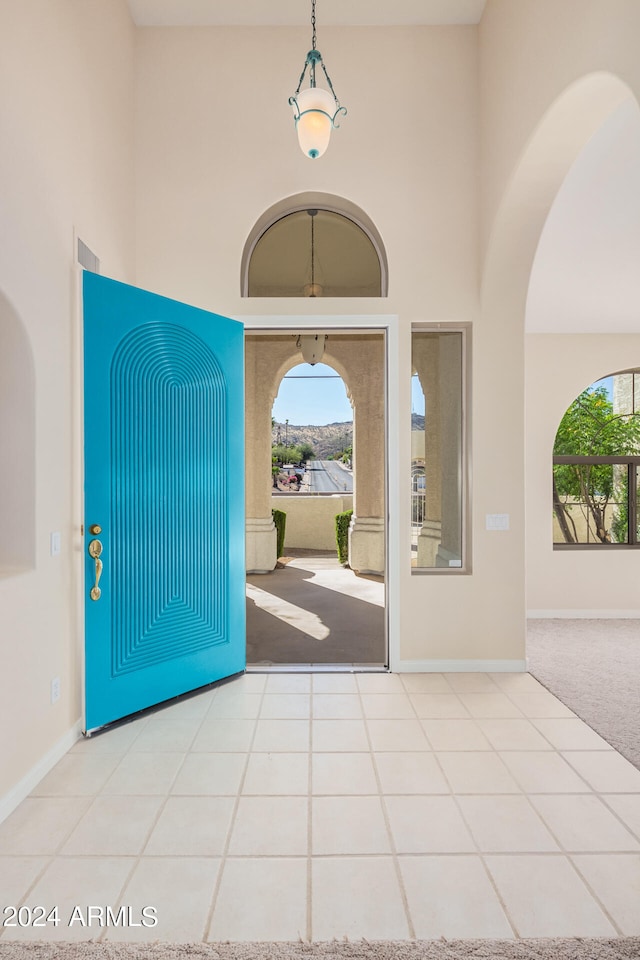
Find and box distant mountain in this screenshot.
[412,413,425,431]
[273,421,353,460]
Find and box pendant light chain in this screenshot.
[311,0,317,50]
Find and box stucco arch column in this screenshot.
[326,338,385,575]
[245,338,291,572]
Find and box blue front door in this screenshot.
[83,272,245,731]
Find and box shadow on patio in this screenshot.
[246,550,385,666]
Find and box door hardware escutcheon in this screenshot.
[88,538,103,601]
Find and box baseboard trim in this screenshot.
[527,609,640,619]
[395,659,528,673]
[0,720,82,826]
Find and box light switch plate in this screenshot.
[50,531,61,556]
[486,513,510,531]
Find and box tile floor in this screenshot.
[1,670,640,943]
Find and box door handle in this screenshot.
[88,538,103,601]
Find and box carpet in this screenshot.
[527,619,640,770]
[2,941,640,960]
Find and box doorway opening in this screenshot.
[244,329,387,669]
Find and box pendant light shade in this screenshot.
[294,87,336,160]
[297,334,327,365]
[289,0,346,160]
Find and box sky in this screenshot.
[272,363,353,426]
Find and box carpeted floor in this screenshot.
[2,940,640,960]
[527,618,640,770]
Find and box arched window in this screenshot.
[553,371,640,546]
[242,195,387,298]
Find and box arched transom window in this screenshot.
[247,209,383,298]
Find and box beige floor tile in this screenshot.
[531,795,640,851]
[506,692,575,718]
[0,798,91,855]
[436,752,521,794]
[457,796,559,852]
[366,718,430,752]
[410,694,470,719]
[102,753,184,795]
[602,794,640,840]
[361,694,415,719]
[260,694,311,719]
[62,797,164,856]
[312,719,369,752]
[128,718,201,753]
[170,753,246,795]
[69,719,148,754]
[30,754,120,796]
[499,751,592,793]
[208,858,307,941]
[222,673,267,693]
[374,752,449,794]
[572,854,640,935]
[400,855,514,939]
[532,718,614,751]
[312,796,390,854]
[1,857,134,942]
[253,719,310,752]
[312,857,410,940]
[192,719,255,752]
[265,674,312,693]
[154,691,215,720]
[563,751,640,792]
[312,694,362,719]
[400,674,452,694]
[458,693,524,718]
[490,673,546,693]
[420,719,492,751]
[444,673,499,693]
[228,796,308,856]
[385,796,475,853]
[144,797,234,856]
[206,694,262,719]
[312,753,378,795]
[486,854,617,937]
[312,674,358,694]
[0,857,49,906]
[106,857,220,942]
[356,673,405,693]
[477,718,553,751]
[242,752,309,795]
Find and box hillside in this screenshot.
[273,420,353,460]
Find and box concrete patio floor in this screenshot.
[246,552,386,667]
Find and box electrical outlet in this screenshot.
[50,677,61,704]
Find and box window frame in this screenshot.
[552,454,640,549]
[410,323,471,575]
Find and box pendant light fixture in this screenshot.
[302,209,323,297]
[289,0,346,160]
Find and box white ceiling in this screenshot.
[526,98,640,333]
[127,0,487,27]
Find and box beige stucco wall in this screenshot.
[272,496,353,552]
[526,334,640,614]
[0,0,135,800]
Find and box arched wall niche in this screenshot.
[241,192,389,298]
[0,291,36,573]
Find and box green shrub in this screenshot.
[272,509,286,558]
[335,509,353,565]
